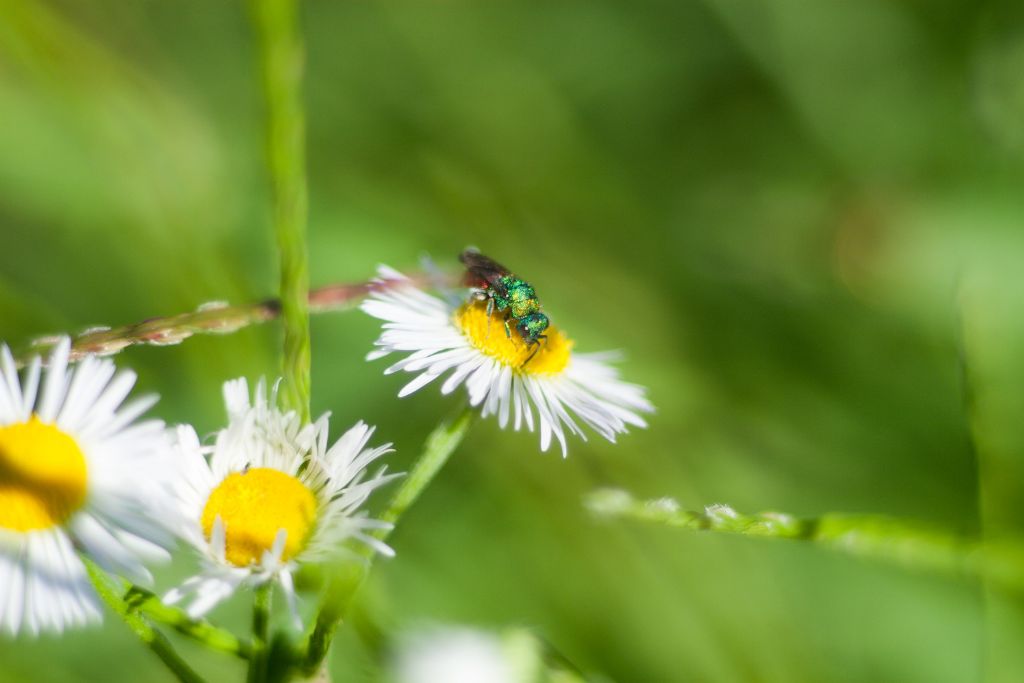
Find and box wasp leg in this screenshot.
[484,297,495,341]
[504,319,512,340]
[523,335,547,367]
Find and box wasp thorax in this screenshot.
[492,278,537,318]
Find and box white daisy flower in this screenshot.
[0,339,176,636]
[362,266,654,456]
[165,378,397,625]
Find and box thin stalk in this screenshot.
[247,583,274,683]
[958,272,1024,682]
[301,407,475,675]
[586,489,1024,593]
[957,278,992,683]
[83,559,207,683]
[250,0,311,421]
[13,276,435,369]
[123,585,252,659]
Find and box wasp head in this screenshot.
[517,313,549,345]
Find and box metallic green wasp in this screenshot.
[459,249,550,356]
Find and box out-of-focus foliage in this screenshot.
[2,1,1023,681]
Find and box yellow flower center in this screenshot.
[201,467,317,567]
[0,415,89,532]
[455,300,573,374]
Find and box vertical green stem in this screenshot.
[247,583,274,683]
[302,407,475,674]
[959,271,1024,682]
[250,0,311,421]
[83,559,207,683]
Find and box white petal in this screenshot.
[72,515,153,586]
[187,578,238,619]
[37,339,71,422]
[19,357,41,421]
[278,569,302,630]
[398,372,441,398]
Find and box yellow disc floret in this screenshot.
[0,416,89,532]
[201,468,317,567]
[455,300,573,374]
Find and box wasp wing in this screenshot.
[459,249,512,292]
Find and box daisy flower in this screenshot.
[0,339,176,636]
[362,266,654,456]
[165,378,397,625]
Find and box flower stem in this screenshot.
[83,559,207,683]
[958,271,1024,681]
[247,583,274,683]
[250,0,311,422]
[301,406,475,675]
[14,276,434,369]
[586,489,1024,592]
[374,406,476,538]
[123,585,252,659]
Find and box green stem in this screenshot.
[958,272,1024,682]
[247,583,274,683]
[301,407,475,674]
[123,585,251,659]
[250,0,311,422]
[586,489,1024,592]
[83,559,207,683]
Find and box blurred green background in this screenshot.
[3,1,1024,681]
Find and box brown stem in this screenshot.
[13,273,439,368]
